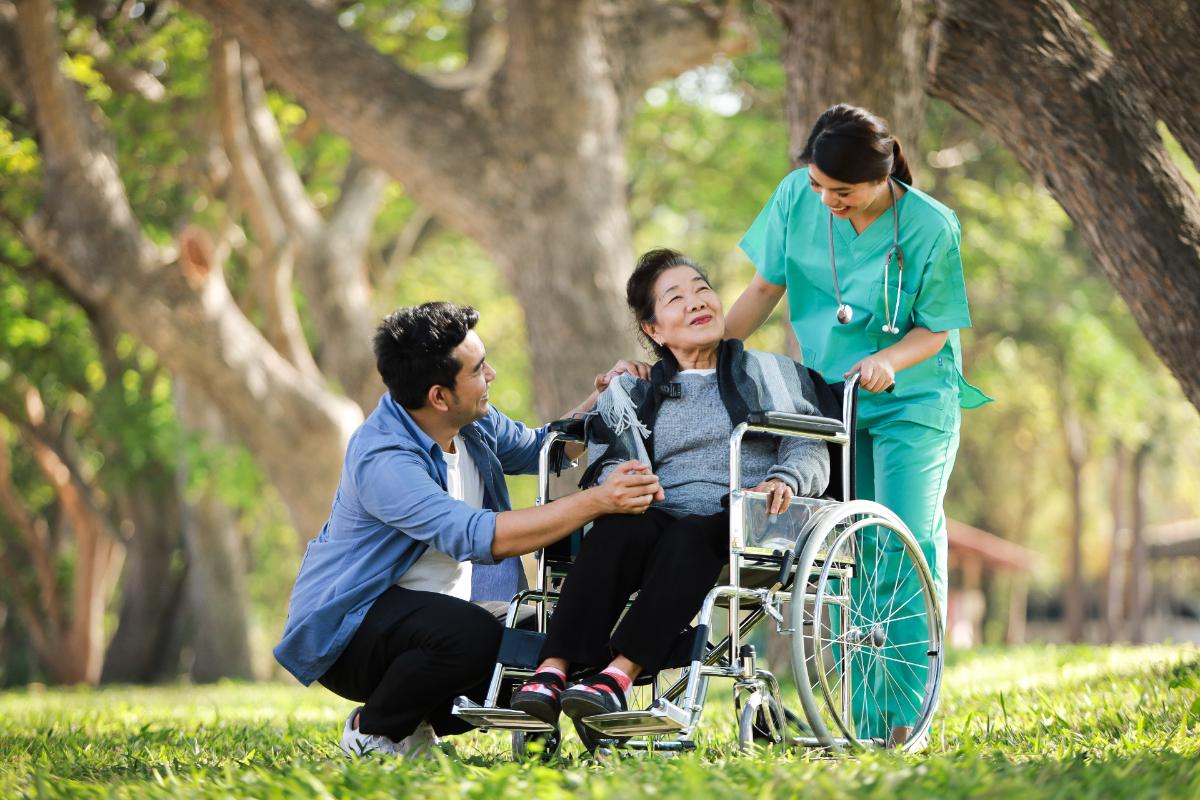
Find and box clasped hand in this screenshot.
[598,460,664,514]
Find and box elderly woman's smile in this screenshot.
[640,265,726,368]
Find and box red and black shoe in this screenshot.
[560,672,628,752]
[510,670,566,728]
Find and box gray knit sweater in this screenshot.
[593,370,829,517]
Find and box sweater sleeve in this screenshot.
[764,364,831,497]
[767,436,830,498]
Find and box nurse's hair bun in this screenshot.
[801,104,913,186]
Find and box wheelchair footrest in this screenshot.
[451,696,556,732]
[581,698,691,736]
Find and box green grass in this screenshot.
[1,645,1198,798]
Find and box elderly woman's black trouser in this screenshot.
[539,507,729,674]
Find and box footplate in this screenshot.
[581,698,691,736]
[451,696,556,732]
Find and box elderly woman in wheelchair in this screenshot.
[454,248,946,756]
[506,248,831,745]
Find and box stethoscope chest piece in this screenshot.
[828,177,905,333]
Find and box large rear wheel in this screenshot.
[789,500,943,752]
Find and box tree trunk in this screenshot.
[1102,443,1127,644]
[101,482,189,683]
[176,379,255,682]
[770,0,928,166]
[1061,407,1088,643]
[928,0,1200,412]
[1126,441,1150,644]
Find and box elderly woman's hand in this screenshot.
[749,479,793,515]
[594,359,652,393]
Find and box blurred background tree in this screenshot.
[0,0,1197,686]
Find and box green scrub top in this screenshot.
[740,168,991,433]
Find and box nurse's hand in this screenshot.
[846,354,896,393]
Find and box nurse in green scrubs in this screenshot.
[726,104,990,744]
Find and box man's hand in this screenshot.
[594,359,652,393]
[593,460,664,514]
[749,479,793,515]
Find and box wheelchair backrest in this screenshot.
[813,371,857,503]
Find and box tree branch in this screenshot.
[295,155,387,412]
[425,0,506,90]
[379,205,439,283]
[180,0,502,245]
[0,2,30,106]
[1074,0,1200,168]
[600,0,733,123]
[213,35,319,378]
[0,421,64,638]
[240,53,322,241]
[928,0,1200,411]
[15,0,362,538]
[76,27,166,103]
[240,50,384,410]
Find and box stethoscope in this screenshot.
[827,177,905,334]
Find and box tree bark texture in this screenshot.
[1074,0,1200,170]
[928,0,1200,412]
[770,0,928,165]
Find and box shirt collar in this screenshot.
[377,392,444,459]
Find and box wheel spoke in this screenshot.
[879,546,918,626]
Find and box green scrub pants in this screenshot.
[849,418,958,740]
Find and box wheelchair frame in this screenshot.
[453,376,944,755]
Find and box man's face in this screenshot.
[442,330,496,426]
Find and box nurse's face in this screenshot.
[641,266,725,354]
[808,164,888,219]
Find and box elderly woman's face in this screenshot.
[641,265,725,354]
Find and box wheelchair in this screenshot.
[453,375,944,756]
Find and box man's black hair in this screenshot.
[373,302,480,409]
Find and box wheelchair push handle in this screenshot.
[846,370,895,394]
[547,417,586,440]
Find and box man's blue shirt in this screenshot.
[273,393,548,685]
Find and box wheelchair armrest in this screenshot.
[746,411,846,438]
[548,417,586,440]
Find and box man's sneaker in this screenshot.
[395,720,441,759]
[340,707,402,757]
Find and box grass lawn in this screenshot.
[1,644,1197,798]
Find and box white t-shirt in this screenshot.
[395,435,484,600]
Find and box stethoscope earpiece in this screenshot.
[828,178,905,334]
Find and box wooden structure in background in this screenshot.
[947,519,1036,646]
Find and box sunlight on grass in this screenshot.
[1,645,1197,798]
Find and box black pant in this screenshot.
[540,508,728,674]
[318,586,502,740]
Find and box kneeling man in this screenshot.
[273,302,660,757]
